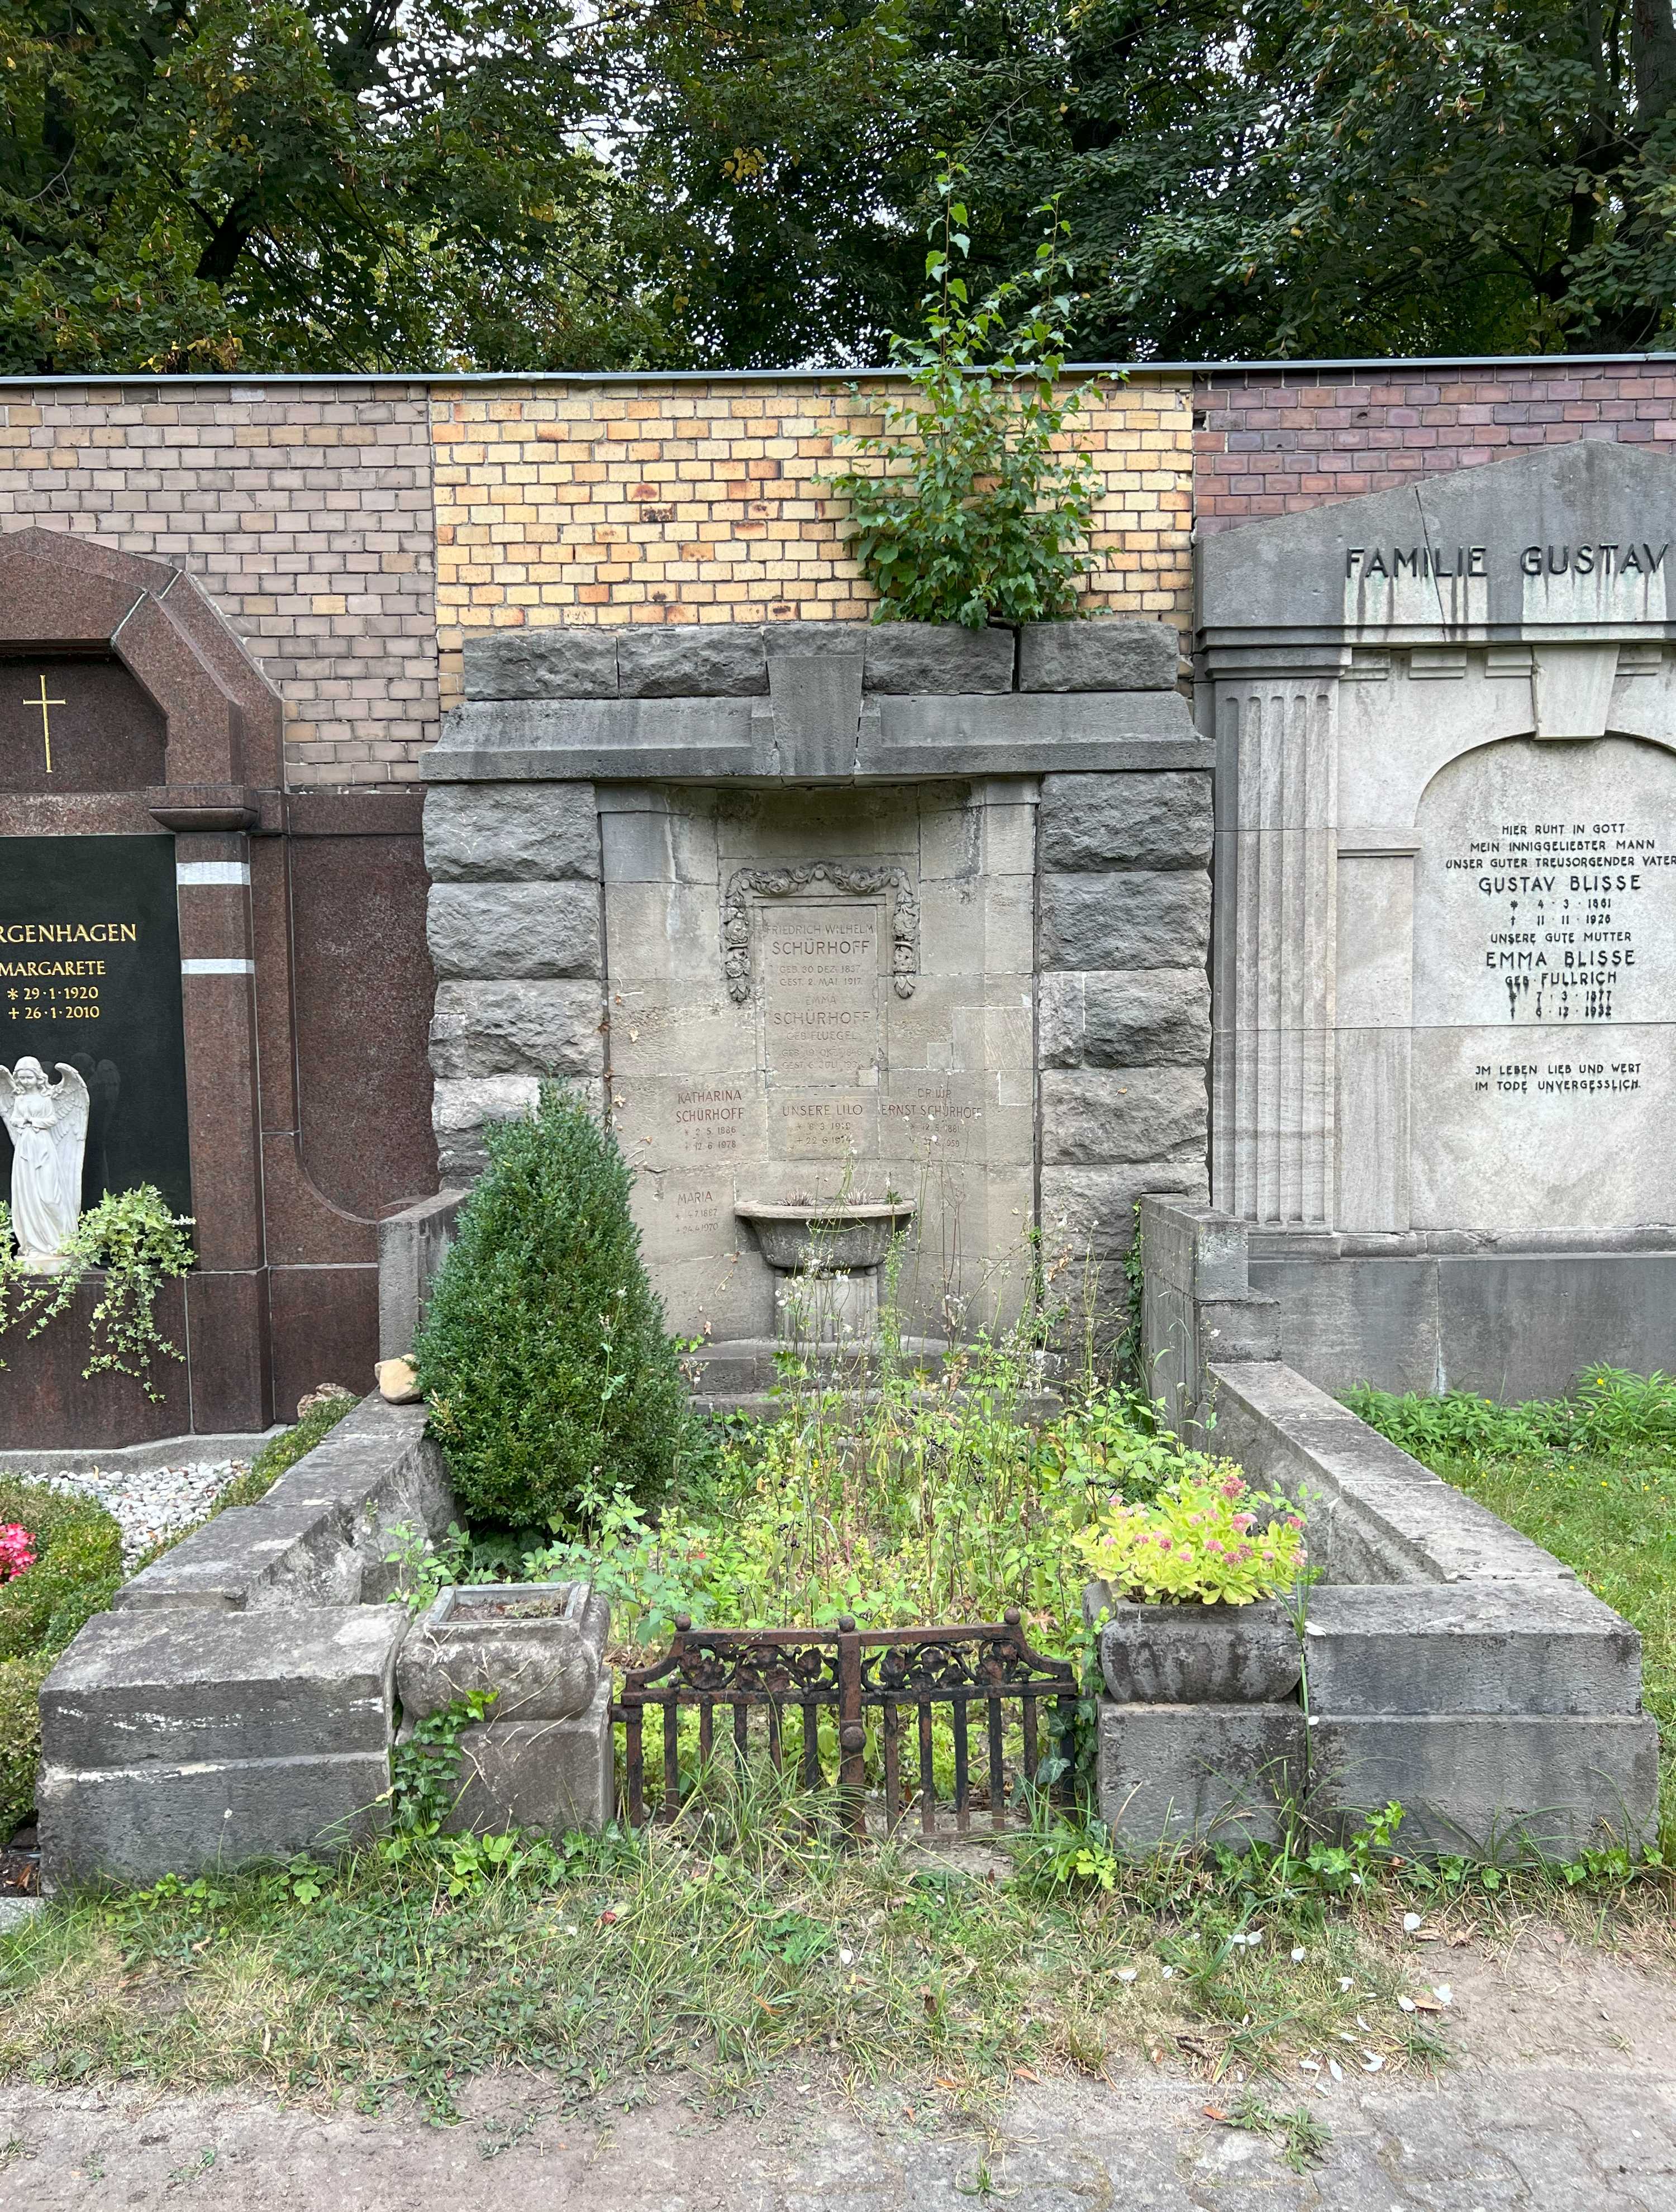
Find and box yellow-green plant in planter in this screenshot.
[1075,1469,1305,1606]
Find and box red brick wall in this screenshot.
[1193,362,1676,535]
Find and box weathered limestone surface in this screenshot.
[38,1605,407,1886]
[1095,1700,1304,1849]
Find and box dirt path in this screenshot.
[2,1925,1673,2210]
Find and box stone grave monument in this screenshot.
[1193,438,1676,1399]
[422,618,1215,1387]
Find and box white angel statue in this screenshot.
[0,1058,91,1273]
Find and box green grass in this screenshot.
[1404,1447,1675,1752]
[1348,1374,1676,1774]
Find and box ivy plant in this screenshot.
[825,162,1111,629]
[0,1185,196,1399]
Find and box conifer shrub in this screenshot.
[413,1084,698,1529]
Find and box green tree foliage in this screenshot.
[612,0,1676,362]
[413,1086,698,1530]
[7,0,1675,374]
[825,166,1106,624]
[0,0,671,373]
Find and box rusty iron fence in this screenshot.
[613,1610,1077,1839]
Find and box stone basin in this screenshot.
[397,1580,608,1722]
[734,1200,915,1273]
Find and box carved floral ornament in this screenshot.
[722,863,920,1005]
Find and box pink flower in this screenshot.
[1221,1478,1243,1500]
[1232,1513,1254,1534]
[1156,1535,1172,1551]
[0,1523,35,1583]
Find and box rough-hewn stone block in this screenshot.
[1040,969,1210,1068]
[1040,1067,1208,1166]
[427,882,602,981]
[1096,1697,1304,1848]
[1039,870,1211,969]
[861,623,1015,694]
[423,783,599,882]
[1020,621,1180,692]
[463,628,618,700]
[1040,1162,1210,1261]
[428,980,604,1078]
[1040,772,1213,870]
[617,625,767,697]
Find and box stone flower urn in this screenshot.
[735,1199,915,1348]
[1083,1581,1302,1705]
[396,1580,613,1834]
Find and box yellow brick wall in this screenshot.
[431,374,1193,711]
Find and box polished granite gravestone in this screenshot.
[1196,439,1676,1397]
[0,834,191,1217]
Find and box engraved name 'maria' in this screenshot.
[1345,543,1670,578]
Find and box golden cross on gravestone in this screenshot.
[25,672,65,774]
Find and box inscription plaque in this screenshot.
[0,836,192,1216]
[760,901,882,1079]
[1412,738,1676,1229]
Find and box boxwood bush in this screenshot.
[414,1084,699,1528]
[0,1478,123,1834]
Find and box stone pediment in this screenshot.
[1198,440,1676,644]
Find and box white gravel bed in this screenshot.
[40,1459,253,1569]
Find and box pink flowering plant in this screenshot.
[0,1522,35,1583]
[1074,1468,1306,1606]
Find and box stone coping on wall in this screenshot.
[1206,1359,1577,1587]
[428,618,1208,784]
[1122,1354,1661,1856]
[111,1393,455,1614]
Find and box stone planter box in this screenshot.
[1084,1581,1302,1705]
[396,1581,613,1837]
[397,1581,608,1721]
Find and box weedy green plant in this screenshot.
[415,1083,702,1529]
[0,1186,194,1398]
[386,1690,498,1839]
[1222,2092,1332,2174]
[825,159,1110,628]
[1345,1366,1676,1461]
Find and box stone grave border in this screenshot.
[1101,1193,1661,1857]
